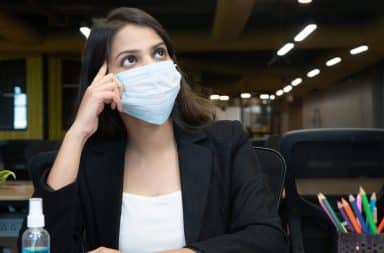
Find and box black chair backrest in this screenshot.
[282,129,384,180]
[253,146,286,212]
[280,128,384,253]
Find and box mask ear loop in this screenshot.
[174,62,180,72]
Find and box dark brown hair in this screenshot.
[78,7,213,139]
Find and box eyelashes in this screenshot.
[120,47,169,68]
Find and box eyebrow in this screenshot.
[115,42,166,60]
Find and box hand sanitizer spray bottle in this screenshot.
[22,198,50,253]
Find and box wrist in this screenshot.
[66,124,90,145]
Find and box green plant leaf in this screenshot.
[0,170,16,182]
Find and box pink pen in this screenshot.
[317,194,337,227]
[357,194,362,213]
[356,193,362,227]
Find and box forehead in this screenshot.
[110,24,164,54]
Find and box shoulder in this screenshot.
[203,120,248,137]
[202,120,249,149]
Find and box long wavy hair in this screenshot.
[77,7,214,139]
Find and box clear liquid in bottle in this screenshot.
[22,198,50,253]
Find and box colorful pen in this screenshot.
[378,217,384,233]
[349,194,369,234]
[341,198,362,234]
[370,192,377,224]
[318,193,347,232]
[318,195,337,228]
[359,187,378,234]
[337,201,353,232]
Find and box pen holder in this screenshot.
[338,233,384,253]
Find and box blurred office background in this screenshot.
[1,1,384,252]
[0,0,383,141]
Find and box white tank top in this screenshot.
[118,191,186,253]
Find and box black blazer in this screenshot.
[21,120,288,253]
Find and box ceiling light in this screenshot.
[277,43,295,56]
[307,68,320,78]
[276,90,284,96]
[283,85,293,93]
[326,57,342,67]
[350,45,368,55]
[209,94,220,100]
[240,93,251,99]
[269,95,275,100]
[298,0,312,4]
[294,24,317,42]
[260,94,270,100]
[291,78,303,86]
[80,26,91,38]
[219,95,230,101]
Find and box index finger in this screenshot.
[93,62,107,83]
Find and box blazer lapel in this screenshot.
[174,124,212,243]
[85,138,125,249]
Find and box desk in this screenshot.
[0,181,33,252]
[0,181,33,201]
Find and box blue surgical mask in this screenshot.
[116,60,181,125]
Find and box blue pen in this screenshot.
[370,192,377,224]
[349,195,369,233]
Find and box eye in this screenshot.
[154,48,167,59]
[121,55,137,67]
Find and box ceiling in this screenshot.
[1,0,384,98]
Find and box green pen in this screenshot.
[360,187,378,234]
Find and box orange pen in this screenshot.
[378,217,384,233]
[341,198,362,234]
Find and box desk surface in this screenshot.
[0,181,33,201]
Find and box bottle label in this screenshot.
[22,247,50,253]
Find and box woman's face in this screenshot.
[108,24,171,74]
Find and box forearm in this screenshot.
[47,126,88,190]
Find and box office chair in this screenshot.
[253,146,286,212]
[280,128,384,253]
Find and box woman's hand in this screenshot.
[70,63,124,140]
[88,247,122,253]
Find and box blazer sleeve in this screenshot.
[18,165,86,253]
[186,121,288,253]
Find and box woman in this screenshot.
[22,7,287,253]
